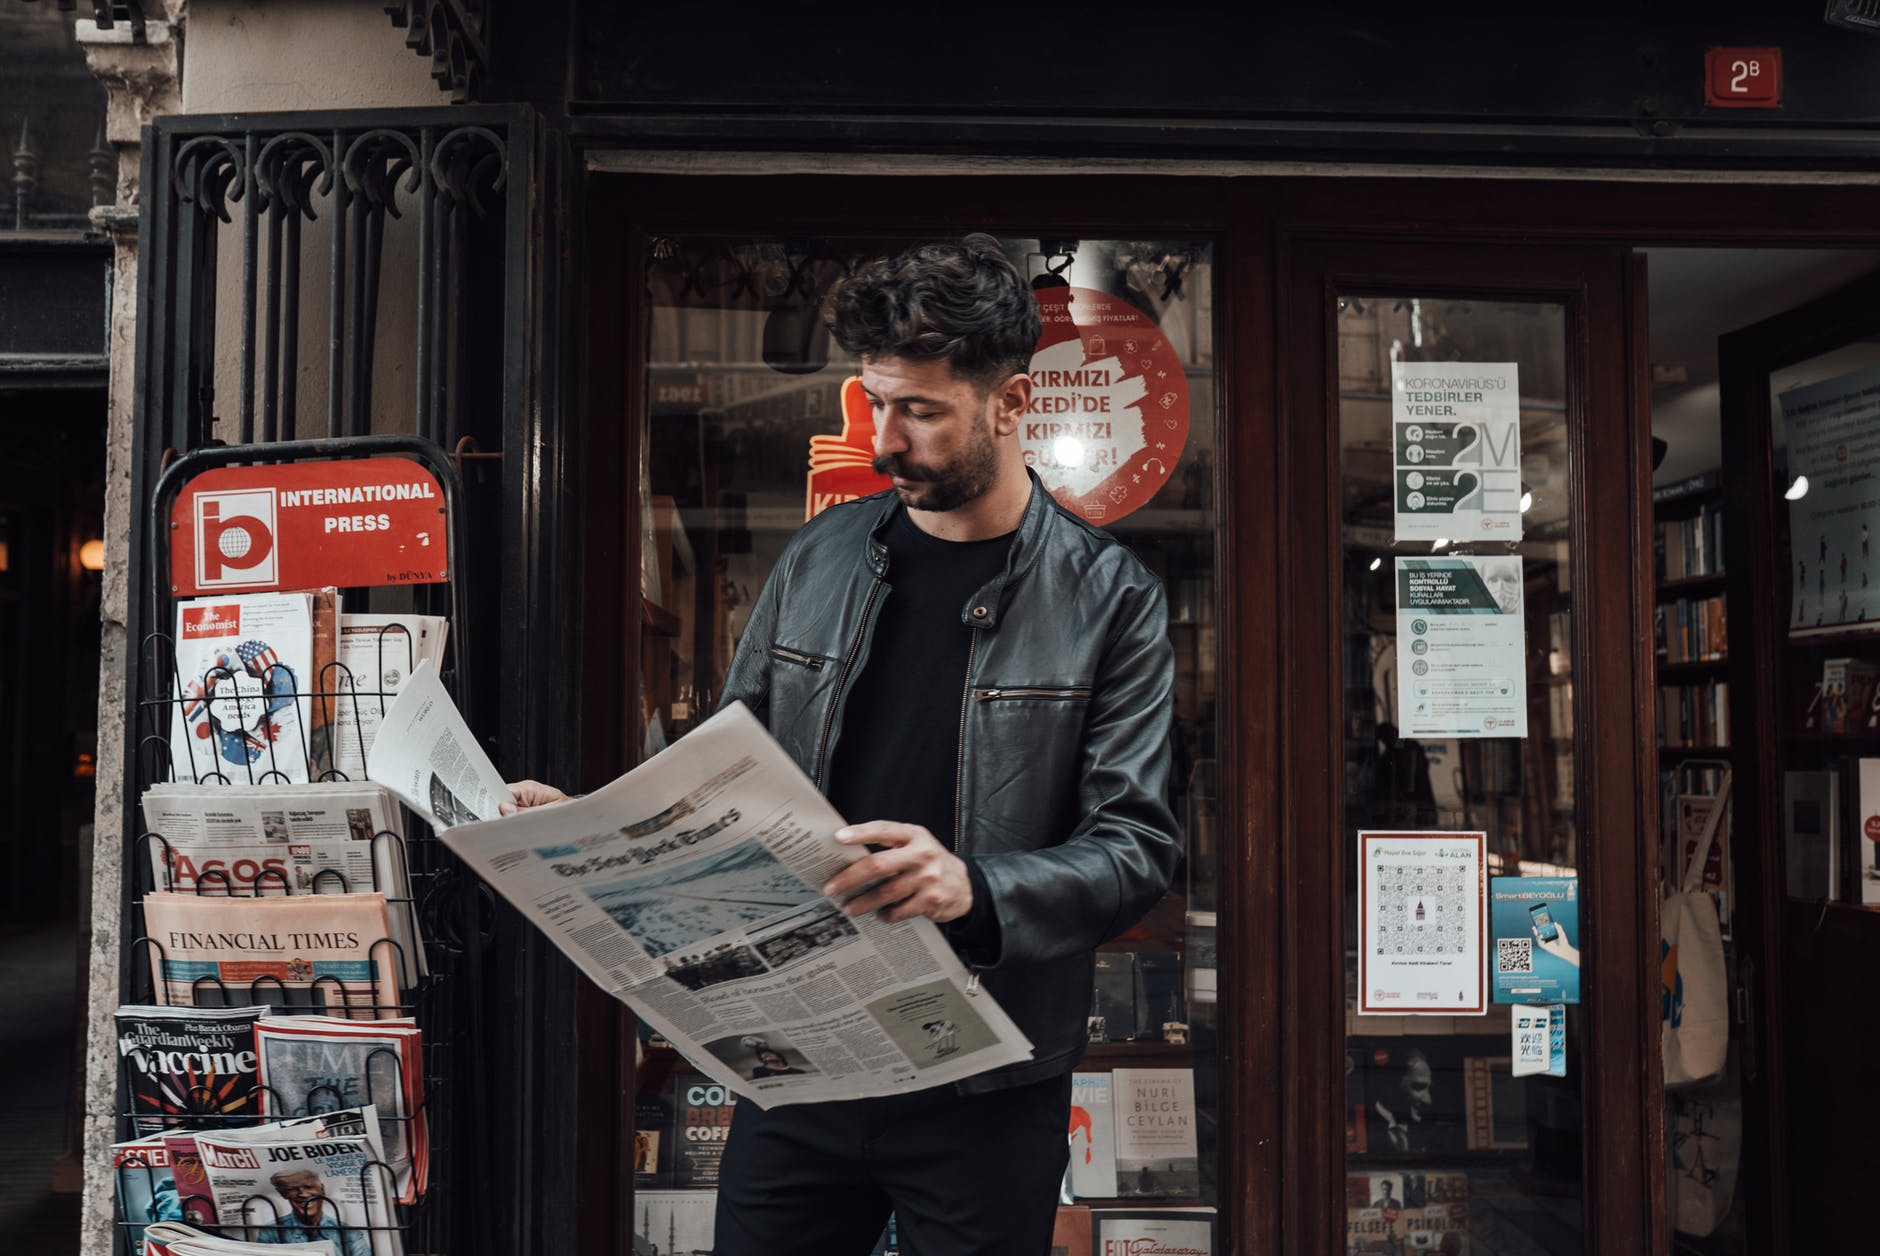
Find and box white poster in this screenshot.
[1391,361,1523,543]
[1358,831,1487,1015]
[1778,364,1880,634]
[1397,557,1529,739]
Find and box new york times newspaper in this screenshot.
[389,699,1033,1108]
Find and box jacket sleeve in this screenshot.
[970,576,1182,968]
[715,546,788,723]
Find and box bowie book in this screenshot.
[117,1003,268,1135]
[1069,1071,1119,1198]
[170,593,316,786]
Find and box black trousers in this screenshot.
[712,1071,1072,1256]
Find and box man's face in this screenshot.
[277,1173,324,1223]
[861,355,1007,513]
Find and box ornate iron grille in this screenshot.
[115,106,547,1254]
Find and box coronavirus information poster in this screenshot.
[1396,557,1529,739]
[1391,361,1523,544]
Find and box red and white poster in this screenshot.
[1023,285,1190,524]
[804,286,1191,525]
[170,457,448,596]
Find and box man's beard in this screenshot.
[872,419,999,513]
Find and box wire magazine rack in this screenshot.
[115,436,490,1256]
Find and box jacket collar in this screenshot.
[864,468,1055,629]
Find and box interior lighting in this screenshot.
[1053,437,1086,468]
[1785,475,1809,501]
[79,539,106,572]
[1432,537,1450,551]
[1519,491,1534,513]
[1369,557,1383,572]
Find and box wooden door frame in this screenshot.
[572,168,1880,1255]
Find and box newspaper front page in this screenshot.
[376,697,1033,1107]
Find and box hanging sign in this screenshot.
[1391,362,1523,543]
[170,456,448,596]
[804,287,1190,524]
[1357,831,1488,1016]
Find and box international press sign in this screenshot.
[169,457,449,596]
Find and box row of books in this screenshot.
[1658,680,1730,750]
[1654,595,1728,664]
[1654,500,1725,581]
[1346,1170,1470,1255]
[168,589,447,787]
[631,1191,1217,1256]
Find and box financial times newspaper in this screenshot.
[381,696,1033,1107]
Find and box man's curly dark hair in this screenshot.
[822,234,1040,392]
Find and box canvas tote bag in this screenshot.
[1661,771,1730,1089]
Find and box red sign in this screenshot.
[1705,47,1782,108]
[170,456,448,596]
[803,287,1191,525]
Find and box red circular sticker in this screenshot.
[1865,814,1880,842]
[1023,286,1190,525]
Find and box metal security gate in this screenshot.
[112,105,586,1253]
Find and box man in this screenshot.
[511,234,1179,1254]
[250,1166,370,1256]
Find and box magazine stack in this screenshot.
[116,588,454,1255]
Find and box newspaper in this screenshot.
[327,614,449,783]
[139,782,424,985]
[407,699,1033,1108]
[254,1017,427,1203]
[141,892,401,1017]
[186,1124,398,1256]
[143,1223,337,1256]
[364,658,512,829]
[171,593,316,786]
[116,1003,268,1134]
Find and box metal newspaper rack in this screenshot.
[115,436,487,1256]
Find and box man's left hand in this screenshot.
[823,821,973,924]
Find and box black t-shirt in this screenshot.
[823,508,1010,954]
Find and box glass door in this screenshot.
[627,231,1226,1252]
[1283,241,1655,1255]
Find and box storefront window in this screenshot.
[1337,295,1586,1254]
[633,235,1222,1246]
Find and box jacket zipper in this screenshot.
[812,577,884,790]
[769,645,826,671]
[953,632,980,854]
[971,686,1091,701]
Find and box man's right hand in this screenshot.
[500,780,569,815]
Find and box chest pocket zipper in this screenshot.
[769,645,827,671]
[971,686,1091,701]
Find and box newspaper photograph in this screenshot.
[423,700,1034,1108]
[364,658,512,830]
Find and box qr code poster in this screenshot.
[1358,831,1487,1015]
[1489,875,1581,1004]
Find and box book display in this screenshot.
[112,439,472,1256]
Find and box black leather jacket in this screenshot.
[718,470,1181,1093]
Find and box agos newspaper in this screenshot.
[412,701,1033,1108]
